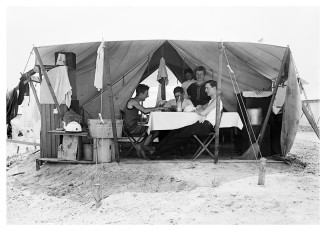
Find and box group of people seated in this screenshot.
[123,65,223,159]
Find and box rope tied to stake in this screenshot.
[223,49,262,160]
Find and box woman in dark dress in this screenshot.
[187,66,211,107]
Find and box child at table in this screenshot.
[150,80,223,159]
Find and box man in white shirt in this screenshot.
[151,80,223,159]
[163,86,194,111]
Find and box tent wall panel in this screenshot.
[281,54,302,155]
[170,41,272,112]
[75,40,164,106]
[225,42,286,79]
[82,58,149,119]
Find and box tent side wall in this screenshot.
[281,53,302,156]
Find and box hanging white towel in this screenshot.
[40,66,72,107]
[157,57,169,85]
[94,40,105,91]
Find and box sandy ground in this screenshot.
[6,130,320,225]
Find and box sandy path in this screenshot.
[6,131,320,224]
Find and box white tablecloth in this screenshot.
[147,112,243,133]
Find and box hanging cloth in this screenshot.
[94,40,105,91]
[157,57,169,85]
[40,66,72,107]
[156,57,169,104]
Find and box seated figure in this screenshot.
[123,84,164,153]
[151,80,223,159]
[163,86,194,112]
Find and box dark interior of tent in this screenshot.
[32,40,299,163]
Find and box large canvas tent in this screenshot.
[34,40,302,159]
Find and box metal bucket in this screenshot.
[246,108,263,125]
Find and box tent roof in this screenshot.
[35,40,291,118]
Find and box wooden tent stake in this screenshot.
[258,157,266,185]
[33,47,63,120]
[104,42,120,163]
[93,183,102,208]
[214,43,224,164]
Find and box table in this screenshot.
[146,112,243,133]
[47,130,89,160]
[147,112,243,158]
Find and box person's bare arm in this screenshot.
[128,99,163,114]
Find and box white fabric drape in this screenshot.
[94,40,105,91]
[40,66,72,107]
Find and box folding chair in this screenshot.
[192,129,234,161]
[119,110,147,158]
[192,132,215,161]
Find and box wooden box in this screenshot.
[61,135,79,160]
[93,138,115,163]
[88,119,123,138]
[54,52,76,70]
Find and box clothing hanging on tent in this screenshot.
[94,40,105,91]
[156,57,169,102]
[40,66,72,107]
[17,76,30,105]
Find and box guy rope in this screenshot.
[223,49,262,160]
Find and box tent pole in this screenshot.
[38,66,42,82]
[104,42,120,163]
[33,47,63,120]
[302,102,320,139]
[258,46,290,146]
[214,43,224,164]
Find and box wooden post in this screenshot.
[302,102,320,139]
[38,65,42,82]
[93,183,102,208]
[258,46,290,146]
[214,43,224,164]
[104,42,120,163]
[33,47,63,120]
[258,157,267,185]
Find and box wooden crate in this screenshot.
[93,138,115,163]
[61,136,78,160]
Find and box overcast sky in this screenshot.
[5,4,321,99]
